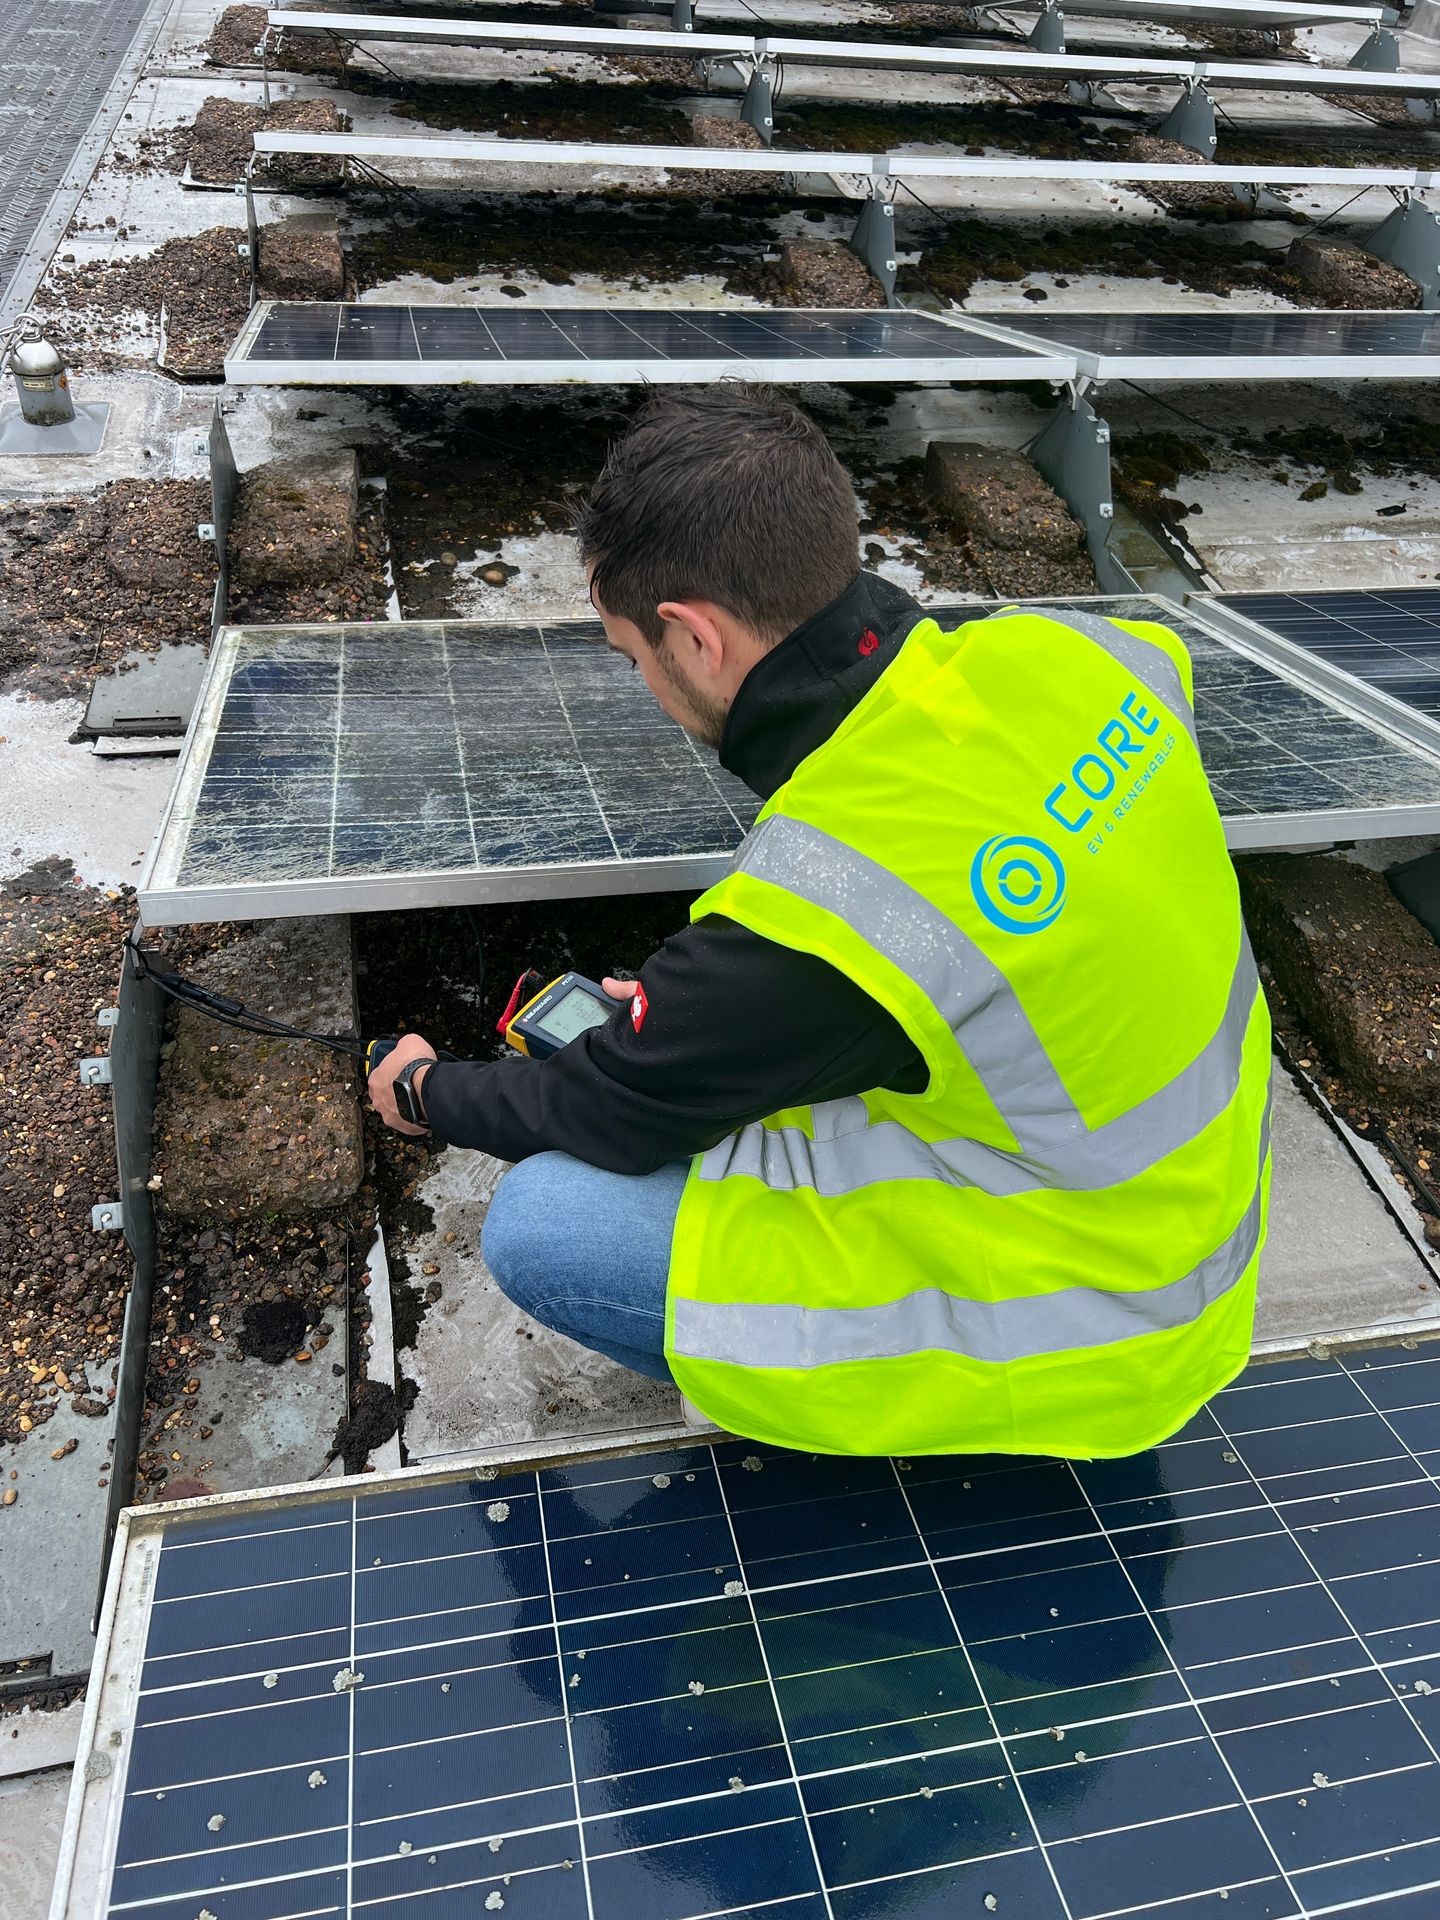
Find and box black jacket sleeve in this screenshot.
[420,915,927,1176]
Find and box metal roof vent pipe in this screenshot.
[0,330,110,456]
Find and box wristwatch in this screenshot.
[392,1057,433,1130]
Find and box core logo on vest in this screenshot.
[970,835,1067,935]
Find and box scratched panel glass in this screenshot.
[143,621,758,912]
[1220,587,1440,726]
[142,601,1440,922]
[96,1348,1440,1920]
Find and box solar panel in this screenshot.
[961,311,1440,382]
[137,600,1440,927]
[223,305,1068,388]
[52,1346,1440,1920]
[1213,588,1440,738]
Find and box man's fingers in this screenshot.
[602,976,639,999]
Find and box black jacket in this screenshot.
[422,572,928,1172]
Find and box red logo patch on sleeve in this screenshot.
[631,983,649,1032]
[858,628,880,657]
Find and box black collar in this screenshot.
[719,572,923,800]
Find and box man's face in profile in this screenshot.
[590,586,729,750]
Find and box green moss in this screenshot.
[901,215,1289,307]
[346,192,783,293]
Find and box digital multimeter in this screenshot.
[500,970,628,1060]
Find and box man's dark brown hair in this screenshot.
[576,383,860,647]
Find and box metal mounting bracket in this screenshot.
[1031,389,1139,596]
[91,1202,124,1234]
[849,197,898,305]
[740,63,775,142]
[1365,195,1440,310]
[197,521,216,544]
[671,0,695,29]
[1028,4,1066,52]
[1157,80,1218,160]
[97,1007,119,1029]
[1349,25,1400,70]
[80,1057,113,1088]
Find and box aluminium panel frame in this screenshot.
[950,308,1440,383]
[265,15,1440,94]
[252,130,1440,196]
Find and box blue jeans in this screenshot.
[480,1153,686,1381]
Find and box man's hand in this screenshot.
[368,1032,437,1137]
[602,976,639,1003]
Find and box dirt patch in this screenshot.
[1241,855,1440,1117]
[1114,429,1212,537]
[228,453,359,593]
[781,96,1130,160]
[237,1297,310,1363]
[346,191,772,294]
[0,480,216,699]
[151,918,365,1223]
[380,389,623,618]
[136,1205,358,1498]
[182,95,350,188]
[354,72,691,143]
[679,114,772,198]
[1194,22,1296,52]
[204,3,267,67]
[329,1378,399,1473]
[1285,232,1418,310]
[0,863,131,1446]
[759,237,885,309]
[903,213,1292,307]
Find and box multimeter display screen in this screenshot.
[540,986,614,1044]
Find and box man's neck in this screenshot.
[718,572,923,800]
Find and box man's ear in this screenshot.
[656,600,728,678]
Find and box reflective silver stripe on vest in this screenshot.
[1037,605,1199,751]
[702,815,1260,1197]
[677,1110,1270,1371]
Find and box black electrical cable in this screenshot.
[125,933,368,1059]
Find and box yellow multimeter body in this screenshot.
[504,971,627,1060]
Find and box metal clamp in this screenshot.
[79,1056,113,1087]
[91,1202,124,1233]
[197,521,216,544]
[97,1007,119,1029]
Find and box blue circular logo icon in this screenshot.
[970,835,1067,935]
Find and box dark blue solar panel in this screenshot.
[994,312,1440,362]
[238,304,1058,369]
[103,1347,1440,1920]
[1219,588,1440,727]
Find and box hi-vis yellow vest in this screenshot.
[665,605,1272,1459]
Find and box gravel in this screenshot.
[0,862,131,1447]
[0,479,216,699]
[182,96,350,189]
